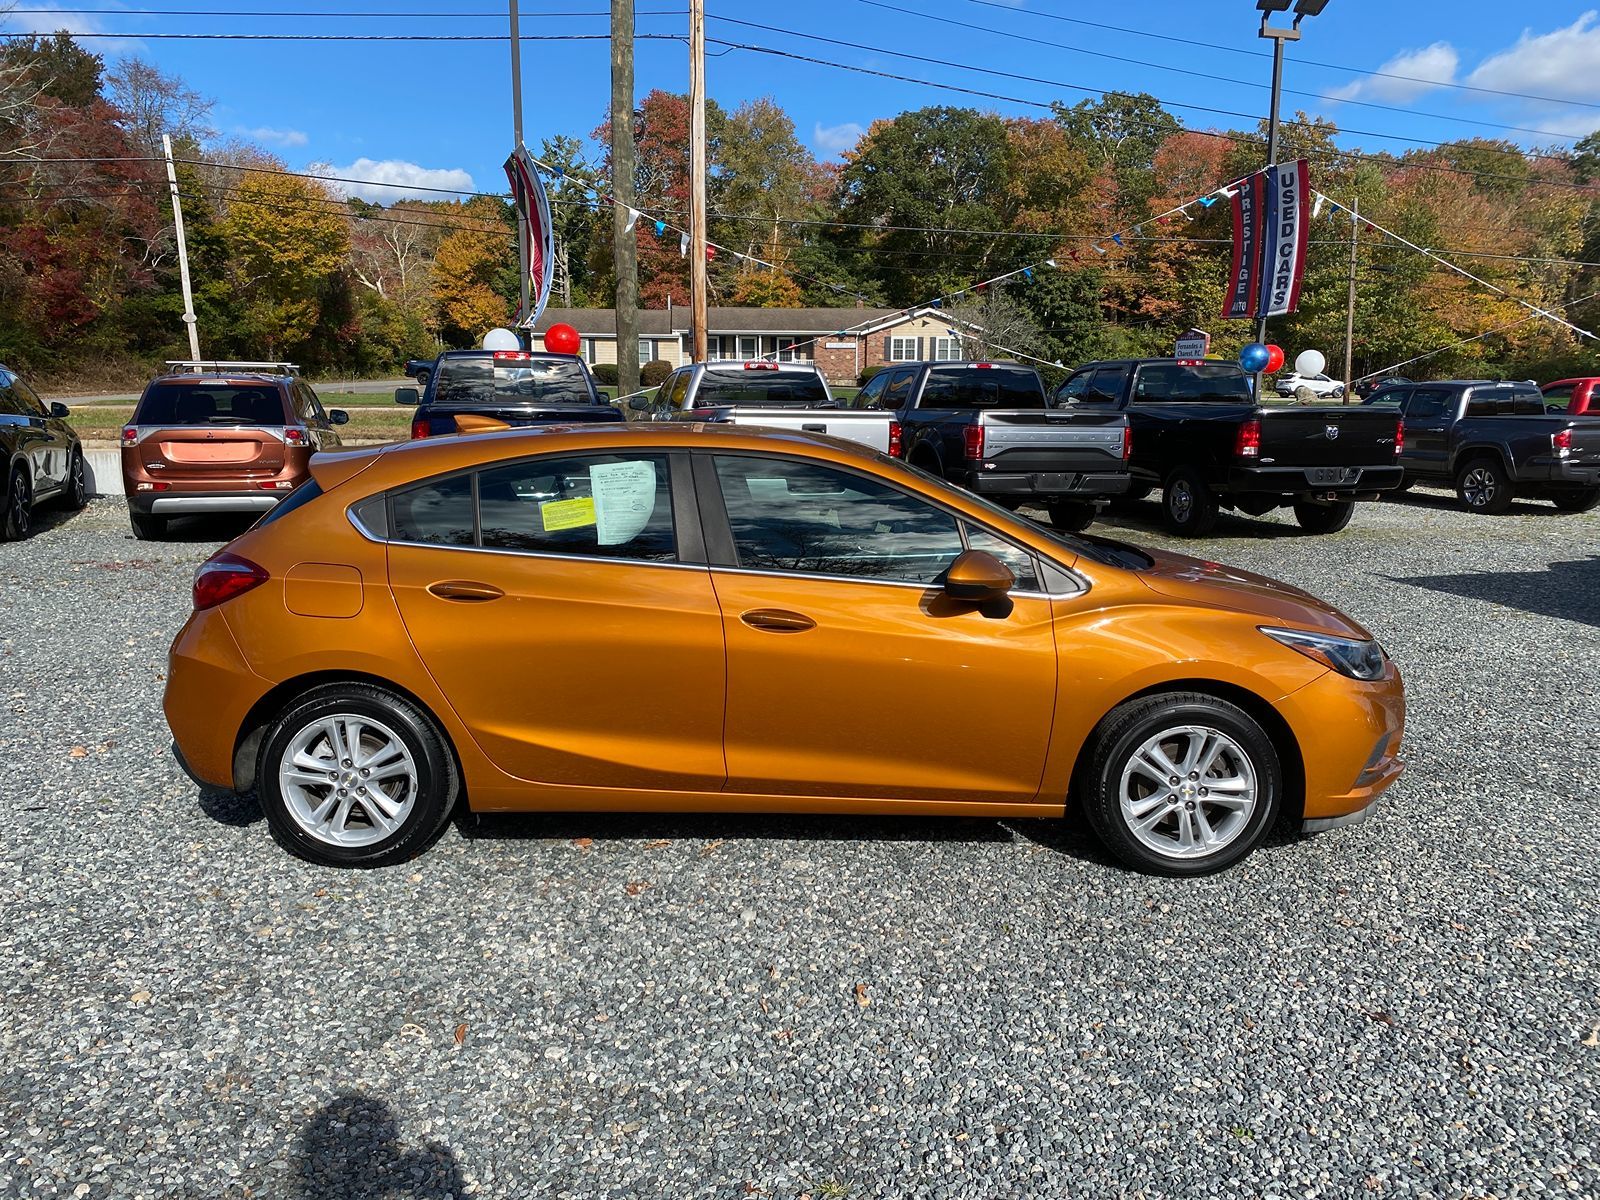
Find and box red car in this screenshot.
[1541,378,1599,415]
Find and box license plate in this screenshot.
[1308,467,1354,485]
[1032,472,1072,491]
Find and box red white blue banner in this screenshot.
[1257,159,1311,319]
[1226,173,1265,321]
[504,145,555,329]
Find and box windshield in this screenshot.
[919,365,1044,408]
[1133,363,1252,402]
[134,383,286,426]
[693,370,830,407]
[432,356,597,407]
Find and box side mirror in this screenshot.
[50,402,70,419]
[394,386,420,406]
[943,549,1015,604]
[627,395,651,412]
[329,409,350,425]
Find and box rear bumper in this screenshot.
[130,493,283,514]
[1548,460,1600,487]
[1226,464,1404,496]
[164,610,269,790]
[967,469,1131,498]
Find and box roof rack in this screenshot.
[163,360,299,375]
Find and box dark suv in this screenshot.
[121,361,347,540]
[1,363,86,540]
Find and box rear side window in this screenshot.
[1466,388,1543,416]
[432,356,597,407]
[391,474,474,546]
[693,370,828,408]
[917,366,1044,409]
[135,383,287,426]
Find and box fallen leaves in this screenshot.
[624,881,650,897]
[699,839,724,857]
[68,746,88,759]
[454,1023,468,1047]
[571,837,593,852]
[129,990,151,1004]
[1582,1024,1599,1048]
[854,983,871,1009]
[1364,1010,1395,1026]
[645,839,671,850]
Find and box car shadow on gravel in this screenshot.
[1386,554,1600,629]
[1380,487,1557,516]
[295,1092,465,1199]
[197,787,263,826]
[454,808,1024,848]
[1084,499,1308,541]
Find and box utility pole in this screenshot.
[688,0,708,363]
[611,0,640,398]
[162,134,201,361]
[1342,196,1358,403]
[509,0,529,340]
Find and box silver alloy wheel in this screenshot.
[1118,724,1258,860]
[1461,467,1497,508]
[1169,480,1194,523]
[277,713,418,848]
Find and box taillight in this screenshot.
[1235,417,1261,459]
[963,424,984,461]
[411,418,430,439]
[743,361,778,370]
[887,419,903,459]
[1122,425,1133,461]
[1553,428,1572,456]
[493,350,531,362]
[121,426,139,446]
[192,553,269,611]
[283,427,306,446]
[1395,419,1404,456]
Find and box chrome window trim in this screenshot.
[708,562,1082,601]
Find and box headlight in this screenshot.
[1260,625,1387,680]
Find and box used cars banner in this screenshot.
[1257,159,1311,319]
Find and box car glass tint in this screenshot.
[433,357,595,407]
[713,455,964,584]
[694,371,828,407]
[963,523,1038,591]
[134,384,285,426]
[918,366,1044,409]
[390,474,474,546]
[478,454,675,562]
[1055,372,1091,405]
[1363,389,1406,408]
[1084,367,1125,403]
[1134,363,1250,402]
[1406,389,1450,419]
[0,374,20,415]
[882,370,914,408]
[853,373,889,408]
[13,378,47,417]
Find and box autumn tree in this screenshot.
[432,197,513,343]
[105,56,212,161]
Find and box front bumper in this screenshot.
[1226,464,1404,497]
[1276,660,1406,828]
[967,469,1131,498]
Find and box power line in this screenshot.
[8,5,684,14]
[0,28,686,42]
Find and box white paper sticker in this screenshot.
[590,460,657,545]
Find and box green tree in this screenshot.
[0,33,103,107]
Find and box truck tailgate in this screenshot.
[978,409,1127,473]
[1258,406,1400,469]
[691,407,894,454]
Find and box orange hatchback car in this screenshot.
[165,424,1404,876]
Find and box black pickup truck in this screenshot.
[854,360,1130,530]
[396,349,622,438]
[1361,378,1600,513]
[1054,359,1403,535]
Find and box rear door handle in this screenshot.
[801,423,827,433]
[427,580,505,602]
[739,608,816,633]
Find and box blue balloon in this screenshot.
[1238,342,1270,371]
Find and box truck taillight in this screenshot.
[1395,419,1404,456]
[1553,428,1572,456]
[1122,425,1133,461]
[887,419,903,459]
[411,418,430,439]
[493,350,531,362]
[121,426,138,446]
[963,424,984,461]
[1235,417,1261,459]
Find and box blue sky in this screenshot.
[13,1,1600,200]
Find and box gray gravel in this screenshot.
[2,489,1597,1200]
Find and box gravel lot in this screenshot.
[2,489,1597,1200]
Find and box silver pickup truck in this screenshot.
[634,361,898,455]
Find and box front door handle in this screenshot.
[427,580,505,602]
[739,608,816,633]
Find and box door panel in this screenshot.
[712,571,1058,801]
[390,545,726,790]
[1402,388,1452,475]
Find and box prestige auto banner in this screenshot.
[1225,172,1264,321]
[1257,159,1311,319]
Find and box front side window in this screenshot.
[12,377,47,417]
[478,454,675,562]
[853,372,890,409]
[1055,372,1092,405]
[1086,367,1128,404]
[888,336,919,362]
[962,523,1038,592]
[1363,387,1408,409]
[1407,389,1452,420]
[713,455,963,585]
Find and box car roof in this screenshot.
[147,372,291,386]
[1544,378,1600,387]
[697,360,823,372]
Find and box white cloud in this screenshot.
[1466,12,1600,103]
[1327,42,1459,103]
[317,158,476,203]
[239,126,308,148]
[4,3,143,52]
[813,121,865,157]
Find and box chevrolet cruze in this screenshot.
[165,424,1404,876]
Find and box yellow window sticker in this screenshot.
[539,496,596,532]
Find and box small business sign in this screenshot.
[1174,328,1210,365]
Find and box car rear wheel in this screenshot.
[1456,457,1513,514]
[1045,499,1095,532]
[1551,487,1600,513]
[63,451,88,510]
[257,683,458,867]
[3,465,31,541]
[1162,468,1218,537]
[1080,692,1282,877]
[129,511,167,540]
[1292,499,1355,534]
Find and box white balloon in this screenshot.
[480,327,521,351]
[1294,349,1326,376]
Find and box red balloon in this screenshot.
[543,322,581,356]
[1264,344,1285,373]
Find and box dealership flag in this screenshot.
[1257,159,1311,319]
[1225,172,1265,320]
[504,145,555,329]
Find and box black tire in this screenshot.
[257,682,459,868]
[62,450,88,511]
[1292,499,1355,534]
[129,511,167,540]
[1551,487,1600,513]
[2,464,31,541]
[1161,468,1218,537]
[1045,499,1095,532]
[1455,456,1514,514]
[1078,691,1283,877]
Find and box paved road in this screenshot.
[1,489,1596,1198]
[60,378,408,405]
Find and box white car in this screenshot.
[1274,371,1345,399]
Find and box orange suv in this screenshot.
[121,361,348,540]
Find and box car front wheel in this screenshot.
[257,683,459,867]
[1080,692,1282,876]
